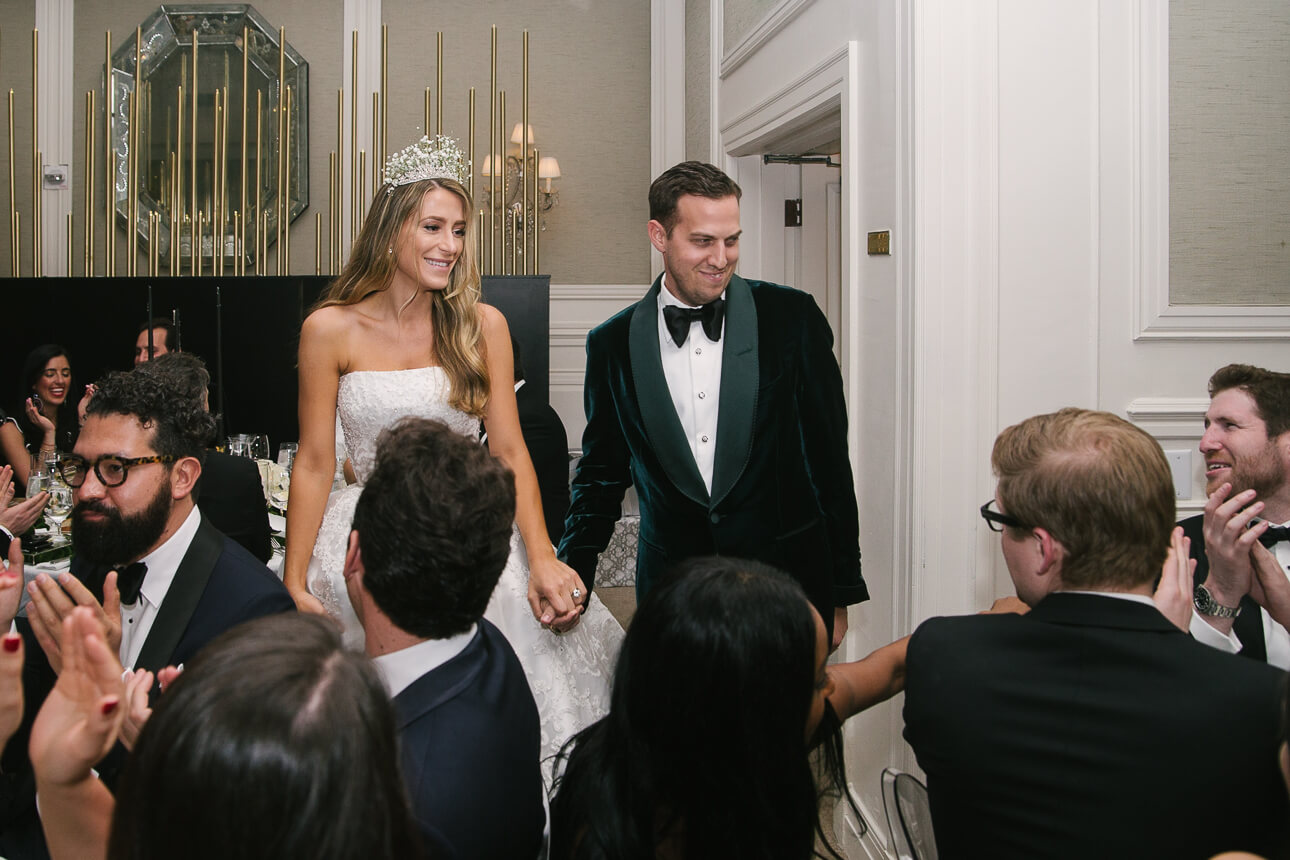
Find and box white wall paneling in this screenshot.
[549,284,644,445]
[1125,397,1209,516]
[37,0,74,275]
[719,0,812,78]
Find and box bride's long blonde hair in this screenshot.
[316,177,490,417]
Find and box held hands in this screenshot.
[1153,526,1197,631]
[527,554,586,634]
[27,570,123,675]
[29,607,126,789]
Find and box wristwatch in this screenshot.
[1193,583,1242,619]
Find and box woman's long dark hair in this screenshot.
[108,614,424,860]
[551,556,850,860]
[15,343,78,453]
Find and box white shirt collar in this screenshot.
[372,623,478,699]
[136,505,202,609]
[657,273,725,311]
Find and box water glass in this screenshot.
[227,434,251,458]
[251,434,271,461]
[25,468,49,499]
[277,443,298,473]
[45,483,72,544]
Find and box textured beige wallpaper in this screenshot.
[0,4,39,275]
[1170,0,1290,305]
[383,0,651,284]
[686,0,710,162]
[71,0,343,278]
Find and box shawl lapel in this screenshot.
[132,517,223,673]
[709,275,758,508]
[628,276,709,506]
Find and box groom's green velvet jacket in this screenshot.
[558,275,868,632]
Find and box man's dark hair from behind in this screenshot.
[648,161,742,236]
[86,366,215,464]
[352,417,516,639]
[1209,364,1290,439]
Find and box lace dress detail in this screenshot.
[305,367,623,764]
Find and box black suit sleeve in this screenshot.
[794,296,867,606]
[558,326,632,588]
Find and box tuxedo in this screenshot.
[0,517,294,858]
[392,619,544,860]
[903,593,1290,859]
[515,381,571,547]
[1182,513,1273,662]
[194,450,273,563]
[559,275,868,634]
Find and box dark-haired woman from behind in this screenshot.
[549,556,910,860]
[29,611,433,860]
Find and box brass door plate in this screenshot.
[867,231,890,255]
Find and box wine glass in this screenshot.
[251,434,271,461]
[45,483,72,544]
[227,435,251,458]
[277,442,298,473]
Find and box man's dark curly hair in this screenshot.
[352,417,516,639]
[86,364,216,463]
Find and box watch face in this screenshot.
[1194,586,1214,614]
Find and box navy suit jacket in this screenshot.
[393,619,545,860]
[559,275,868,635]
[904,593,1290,859]
[1181,513,1269,662]
[194,450,274,564]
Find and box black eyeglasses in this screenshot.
[57,454,176,488]
[979,500,1027,533]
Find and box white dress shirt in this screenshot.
[657,276,724,493]
[372,624,478,698]
[1189,519,1290,669]
[119,506,202,670]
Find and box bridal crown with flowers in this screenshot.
[383,135,471,190]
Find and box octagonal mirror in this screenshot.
[110,4,308,268]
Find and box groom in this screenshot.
[559,161,868,646]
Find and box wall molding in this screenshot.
[719,0,813,79]
[1131,0,1290,341]
[550,284,646,302]
[722,45,847,156]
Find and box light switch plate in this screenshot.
[1165,450,1191,501]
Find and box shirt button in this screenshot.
[697,391,706,399]
[700,435,709,443]
[695,347,702,355]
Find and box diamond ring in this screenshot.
[571,587,582,600]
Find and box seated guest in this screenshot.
[346,417,544,860]
[0,407,29,490]
[132,354,273,562]
[903,408,1290,859]
[550,556,909,860]
[133,318,177,365]
[512,336,570,546]
[1183,364,1290,667]
[1,362,294,857]
[13,345,85,483]
[27,610,428,860]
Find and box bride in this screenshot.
[284,135,623,760]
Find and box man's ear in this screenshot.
[343,530,363,585]
[647,219,669,255]
[1033,527,1066,579]
[169,456,202,500]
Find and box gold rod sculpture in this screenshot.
[371,92,379,196]
[241,26,248,257]
[256,89,263,273]
[278,27,287,275]
[195,209,203,276]
[335,88,341,268]
[436,32,443,134]
[488,25,496,275]
[284,85,292,275]
[314,212,320,275]
[8,90,15,276]
[170,159,178,273]
[32,29,40,277]
[190,31,198,277]
[350,30,357,244]
[468,88,475,199]
[212,89,221,276]
[381,24,388,186]
[132,27,142,277]
[327,151,335,275]
[222,87,230,274]
[84,91,94,275]
[105,32,114,276]
[500,89,508,275]
[126,91,135,276]
[534,146,541,275]
[476,209,484,262]
[65,212,71,275]
[357,149,365,233]
[424,87,431,139]
[522,31,529,275]
[176,84,183,272]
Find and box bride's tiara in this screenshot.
[383,135,470,191]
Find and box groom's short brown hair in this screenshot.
[649,161,742,235]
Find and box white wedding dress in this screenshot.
[306,367,624,763]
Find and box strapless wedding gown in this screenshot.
[306,367,623,763]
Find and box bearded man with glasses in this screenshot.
[0,364,294,857]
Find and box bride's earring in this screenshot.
[387,245,393,255]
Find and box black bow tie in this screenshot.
[1260,525,1290,549]
[663,299,725,348]
[116,561,149,606]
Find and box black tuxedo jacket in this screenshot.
[0,516,294,858]
[558,275,868,633]
[516,382,571,547]
[1182,513,1269,661]
[903,593,1290,859]
[195,450,273,563]
[393,619,544,860]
